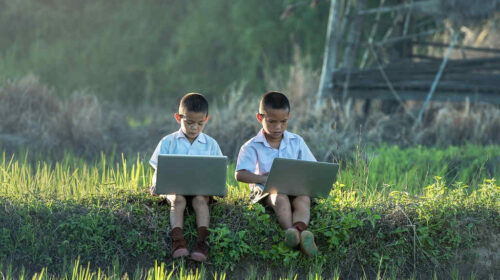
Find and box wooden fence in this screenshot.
[332,56,500,104]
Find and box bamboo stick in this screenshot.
[415,30,460,127]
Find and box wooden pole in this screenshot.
[342,0,365,101]
[414,30,460,127]
[360,0,385,69]
[358,0,435,15]
[315,0,342,109]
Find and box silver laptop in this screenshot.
[156,155,228,196]
[263,158,339,197]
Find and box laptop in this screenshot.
[156,155,228,196]
[262,158,339,198]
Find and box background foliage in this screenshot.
[0,0,337,104]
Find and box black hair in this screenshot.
[179,93,208,114]
[259,91,290,113]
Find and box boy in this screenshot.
[235,91,319,256]
[149,93,223,262]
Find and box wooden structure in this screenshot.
[312,0,500,110]
[332,56,500,104]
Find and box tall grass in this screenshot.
[0,147,498,278]
[1,145,497,202]
[0,260,226,280]
[0,152,150,201]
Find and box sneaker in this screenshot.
[300,230,318,256]
[191,240,209,262]
[284,228,300,248]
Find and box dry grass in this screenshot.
[0,75,123,155]
[205,82,260,157]
[1,67,499,160]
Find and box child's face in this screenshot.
[257,108,289,141]
[175,111,209,143]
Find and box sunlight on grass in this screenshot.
[0,147,498,279]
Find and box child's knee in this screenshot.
[277,194,290,203]
[270,193,289,207]
[192,195,209,207]
[293,195,310,208]
[168,194,187,207]
[296,195,310,204]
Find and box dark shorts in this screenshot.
[259,194,302,208]
[165,194,215,207]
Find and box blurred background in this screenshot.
[0,0,498,161]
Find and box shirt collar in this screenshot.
[255,129,295,149]
[175,128,207,144]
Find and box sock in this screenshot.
[293,221,308,233]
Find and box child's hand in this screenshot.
[250,184,269,204]
[251,185,263,196]
[260,173,269,185]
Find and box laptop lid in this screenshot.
[263,158,339,197]
[156,155,228,196]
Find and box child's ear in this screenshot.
[256,113,263,123]
[205,115,211,122]
[174,113,182,123]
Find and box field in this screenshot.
[1,1,499,279]
[0,145,498,279]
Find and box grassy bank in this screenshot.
[0,146,499,279]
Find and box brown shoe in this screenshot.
[191,240,209,262]
[191,226,210,262]
[171,227,189,258]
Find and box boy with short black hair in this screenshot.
[235,91,319,256]
[150,92,222,262]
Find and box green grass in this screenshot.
[0,145,499,279]
[339,144,499,194]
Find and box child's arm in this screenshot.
[235,143,266,185]
[235,170,267,185]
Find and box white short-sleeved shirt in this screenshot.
[149,128,223,169]
[236,129,316,177]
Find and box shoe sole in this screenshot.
[190,252,207,262]
[172,248,189,258]
[300,231,318,256]
[284,228,300,248]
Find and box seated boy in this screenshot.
[149,93,223,262]
[235,91,319,256]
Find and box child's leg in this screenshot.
[291,195,318,256]
[167,194,186,228]
[166,194,189,258]
[267,193,293,229]
[267,194,302,248]
[191,195,210,262]
[191,195,210,228]
[291,195,310,226]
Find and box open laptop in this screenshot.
[262,158,339,198]
[156,155,228,196]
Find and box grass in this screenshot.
[0,146,499,279]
